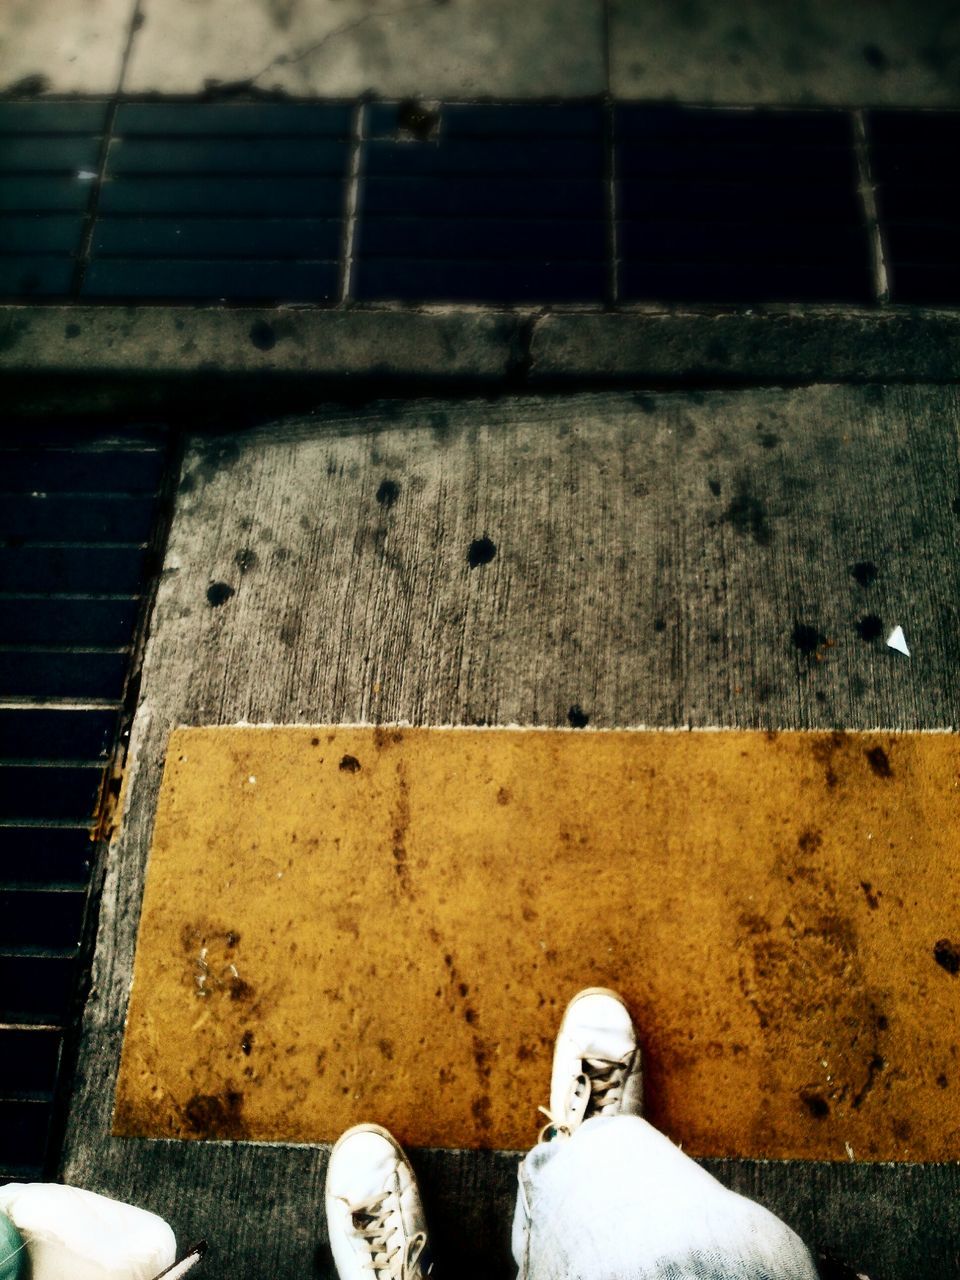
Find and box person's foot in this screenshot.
[539,987,643,1139]
[324,1123,433,1279]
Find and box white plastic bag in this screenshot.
[0,1184,175,1280]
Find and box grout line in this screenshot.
[72,0,145,299]
[852,108,890,305]
[604,97,618,307]
[339,100,366,304]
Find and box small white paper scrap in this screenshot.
[76,169,98,181]
[886,625,910,656]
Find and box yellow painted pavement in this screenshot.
[115,726,960,1159]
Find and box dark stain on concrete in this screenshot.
[376,479,400,508]
[468,536,497,568]
[64,322,81,339]
[339,755,361,773]
[568,705,589,728]
[861,881,881,910]
[206,581,235,607]
[792,622,825,656]
[234,547,258,574]
[850,561,878,587]
[801,1091,830,1119]
[240,1031,253,1056]
[708,478,722,496]
[249,320,277,351]
[723,486,771,545]
[855,615,883,641]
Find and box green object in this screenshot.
[0,1211,26,1280]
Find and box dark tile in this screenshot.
[0,709,117,762]
[82,257,340,301]
[0,545,148,594]
[0,827,94,887]
[0,765,104,822]
[0,651,129,701]
[0,597,141,648]
[93,216,343,259]
[0,889,86,950]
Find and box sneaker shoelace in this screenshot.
[538,1051,635,1140]
[341,1189,427,1279]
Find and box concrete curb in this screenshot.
[2,305,960,384]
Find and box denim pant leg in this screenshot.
[512,1116,819,1280]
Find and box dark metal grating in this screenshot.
[868,111,960,305]
[86,102,352,302]
[0,101,107,299]
[0,429,168,1180]
[615,105,871,304]
[355,103,608,303]
[0,99,959,307]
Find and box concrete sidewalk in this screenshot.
[4,0,960,103]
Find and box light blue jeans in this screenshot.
[512,1117,819,1280]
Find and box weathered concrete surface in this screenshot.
[63,389,960,1278]
[124,0,605,97]
[4,306,960,385]
[528,309,960,382]
[0,306,525,379]
[610,0,960,105]
[0,0,133,95]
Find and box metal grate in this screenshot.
[0,101,107,299]
[355,103,608,303]
[85,102,352,302]
[868,111,960,306]
[615,105,872,304]
[0,428,168,1180]
[1,98,959,308]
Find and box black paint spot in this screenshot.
[723,490,771,546]
[708,478,722,496]
[206,581,235,607]
[865,745,892,778]
[791,622,824,656]
[855,615,883,641]
[801,1092,830,1119]
[850,561,878,587]
[862,42,889,70]
[396,98,440,140]
[234,547,258,574]
[64,322,81,339]
[467,536,496,568]
[240,1031,253,1056]
[937,1073,949,1088]
[934,939,960,975]
[339,754,361,774]
[376,479,400,508]
[248,320,276,351]
[653,617,667,633]
[876,1014,888,1031]
[568,705,589,729]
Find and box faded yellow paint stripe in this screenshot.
[116,726,960,1160]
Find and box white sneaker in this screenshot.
[324,1124,433,1280]
[539,987,643,1139]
